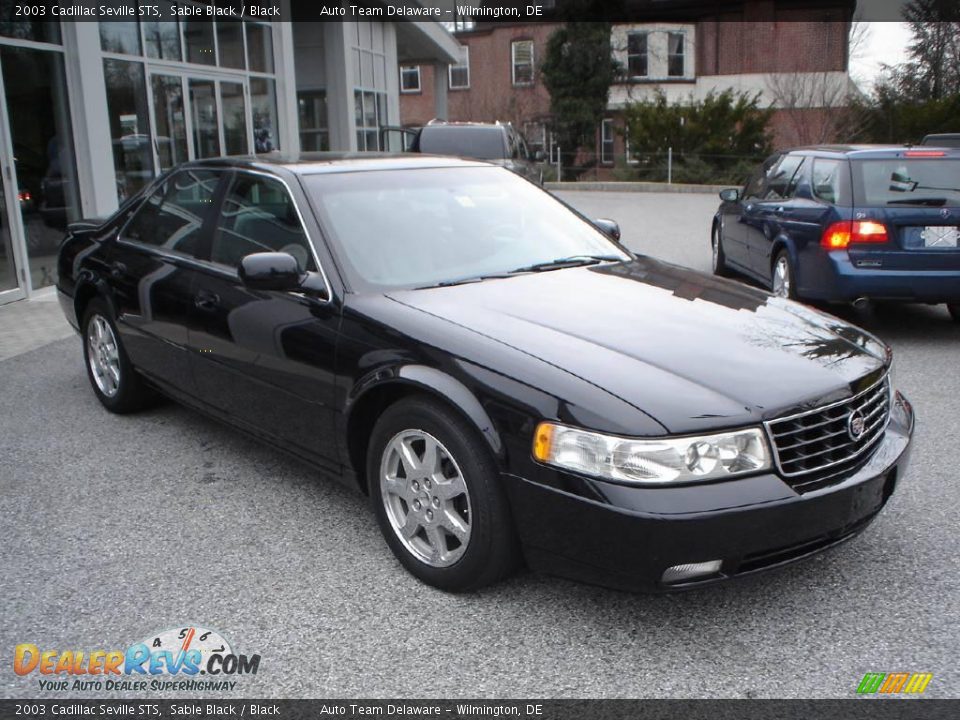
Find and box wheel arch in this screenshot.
[344,366,503,495]
[73,273,117,328]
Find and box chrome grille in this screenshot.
[766,375,890,491]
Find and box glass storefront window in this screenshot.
[99,3,141,55]
[144,4,182,61]
[184,21,215,65]
[0,1,61,44]
[250,77,278,153]
[151,75,189,171]
[354,89,385,151]
[216,22,245,69]
[221,82,248,155]
[189,79,221,158]
[1,45,82,289]
[246,23,273,73]
[298,90,329,151]
[103,58,155,201]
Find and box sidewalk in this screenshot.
[0,293,75,362]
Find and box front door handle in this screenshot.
[194,291,220,311]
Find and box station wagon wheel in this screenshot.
[81,298,156,414]
[368,397,519,592]
[771,249,796,300]
[712,222,729,277]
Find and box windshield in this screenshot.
[303,166,629,291]
[853,158,960,207]
[417,128,506,160]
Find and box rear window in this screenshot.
[417,127,506,160]
[853,158,960,207]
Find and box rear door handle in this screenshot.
[194,291,220,311]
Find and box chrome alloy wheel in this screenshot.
[379,429,472,568]
[711,233,720,272]
[772,255,791,298]
[86,314,121,397]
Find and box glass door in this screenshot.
[149,73,189,173]
[0,162,25,303]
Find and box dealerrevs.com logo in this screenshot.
[856,672,933,695]
[14,626,261,692]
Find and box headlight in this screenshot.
[532,422,771,485]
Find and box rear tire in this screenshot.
[712,223,729,277]
[367,397,519,592]
[771,249,797,300]
[82,298,156,413]
[948,304,960,322]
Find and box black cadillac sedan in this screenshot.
[57,154,914,593]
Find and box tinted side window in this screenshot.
[785,157,807,198]
[744,154,781,199]
[123,169,219,256]
[764,155,804,200]
[812,158,843,204]
[210,174,316,272]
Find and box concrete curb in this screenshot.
[546,181,728,195]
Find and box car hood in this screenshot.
[385,257,889,434]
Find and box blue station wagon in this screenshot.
[712,145,960,320]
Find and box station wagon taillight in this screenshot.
[821,220,889,249]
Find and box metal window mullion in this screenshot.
[214,79,225,157]
[0,55,31,299]
[143,67,162,173]
[183,75,197,161]
[244,79,253,155]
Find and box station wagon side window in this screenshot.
[764,154,804,200]
[812,158,843,204]
[210,173,316,272]
[785,157,807,198]
[123,169,220,257]
[743,153,781,199]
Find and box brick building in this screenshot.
[399,1,859,174]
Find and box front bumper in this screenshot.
[504,392,914,593]
[800,249,960,303]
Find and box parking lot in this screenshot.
[1,190,957,699]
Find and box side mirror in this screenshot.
[719,188,740,202]
[594,218,621,241]
[533,149,545,162]
[239,252,304,291]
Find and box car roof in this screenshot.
[787,144,960,158]
[181,152,493,175]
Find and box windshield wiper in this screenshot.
[508,254,623,274]
[887,197,949,206]
[417,272,517,289]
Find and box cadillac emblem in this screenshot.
[848,410,866,441]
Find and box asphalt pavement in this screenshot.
[1,190,957,699]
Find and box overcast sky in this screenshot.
[849,21,914,89]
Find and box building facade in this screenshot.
[399,1,857,171]
[0,1,457,305]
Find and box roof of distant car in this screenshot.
[182,152,491,175]
[786,144,960,158]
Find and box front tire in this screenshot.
[712,223,729,277]
[771,249,796,300]
[82,298,156,413]
[368,397,518,592]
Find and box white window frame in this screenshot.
[399,65,421,93]
[511,40,534,86]
[600,118,614,165]
[626,31,648,79]
[667,31,686,78]
[448,46,470,90]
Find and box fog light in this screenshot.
[661,560,723,584]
